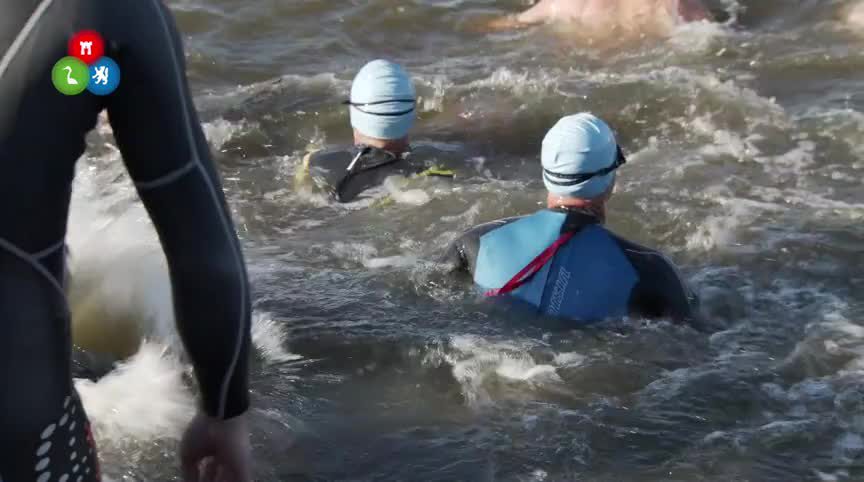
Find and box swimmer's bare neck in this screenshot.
[546,190,610,223]
[353,130,410,155]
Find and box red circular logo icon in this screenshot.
[68,30,104,65]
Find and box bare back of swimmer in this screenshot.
[483,0,712,40]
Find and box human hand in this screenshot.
[180,411,253,482]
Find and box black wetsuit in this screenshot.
[442,209,698,324]
[303,144,455,203]
[0,2,251,481]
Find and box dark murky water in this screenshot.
[64,1,864,480]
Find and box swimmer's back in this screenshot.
[443,210,698,324]
[300,144,457,203]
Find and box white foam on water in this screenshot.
[198,72,347,111]
[755,140,817,181]
[439,201,484,229]
[64,150,301,473]
[667,18,730,54]
[329,241,379,265]
[75,343,195,443]
[525,468,548,481]
[798,107,864,160]
[465,67,561,97]
[68,223,298,363]
[648,103,863,254]
[416,74,455,113]
[202,117,257,151]
[92,111,252,156]
[362,255,419,269]
[554,352,587,367]
[813,469,849,482]
[425,335,584,407]
[834,432,864,459]
[382,176,432,206]
[251,312,303,364]
[689,113,764,160]
[684,203,754,252]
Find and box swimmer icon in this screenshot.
[52,57,88,95]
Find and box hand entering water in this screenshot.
[180,411,253,482]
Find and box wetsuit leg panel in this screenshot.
[0,250,100,482]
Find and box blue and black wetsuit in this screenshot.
[443,209,698,325]
[0,1,251,481]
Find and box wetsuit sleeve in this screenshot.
[440,234,471,273]
[614,236,699,325]
[103,1,251,420]
[440,216,523,275]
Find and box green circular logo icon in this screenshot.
[52,56,89,95]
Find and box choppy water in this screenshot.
[64,0,864,480]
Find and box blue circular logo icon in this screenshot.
[86,56,120,96]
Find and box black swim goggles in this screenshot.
[342,98,416,116]
[542,145,627,187]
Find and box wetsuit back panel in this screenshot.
[306,147,409,202]
[474,210,638,324]
[444,209,697,324]
[539,224,638,321]
[474,209,567,306]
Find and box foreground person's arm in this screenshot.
[104,1,253,480]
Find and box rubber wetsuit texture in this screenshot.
[443,209,698,324]
[305,144,455,203]
[0,1,251,481]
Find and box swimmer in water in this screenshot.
[297,59,457,203]
[442,113,698,326]
[0,1,252,481]
[481,0,712,41]
[844,1,864,28]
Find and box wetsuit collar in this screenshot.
[333,144,410,201]
[353,143,411,161]
[548,207,603,232]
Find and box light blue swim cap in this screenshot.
[541,113,621,199]
[348,59,416,140]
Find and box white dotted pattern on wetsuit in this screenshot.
[33,395,99,482]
